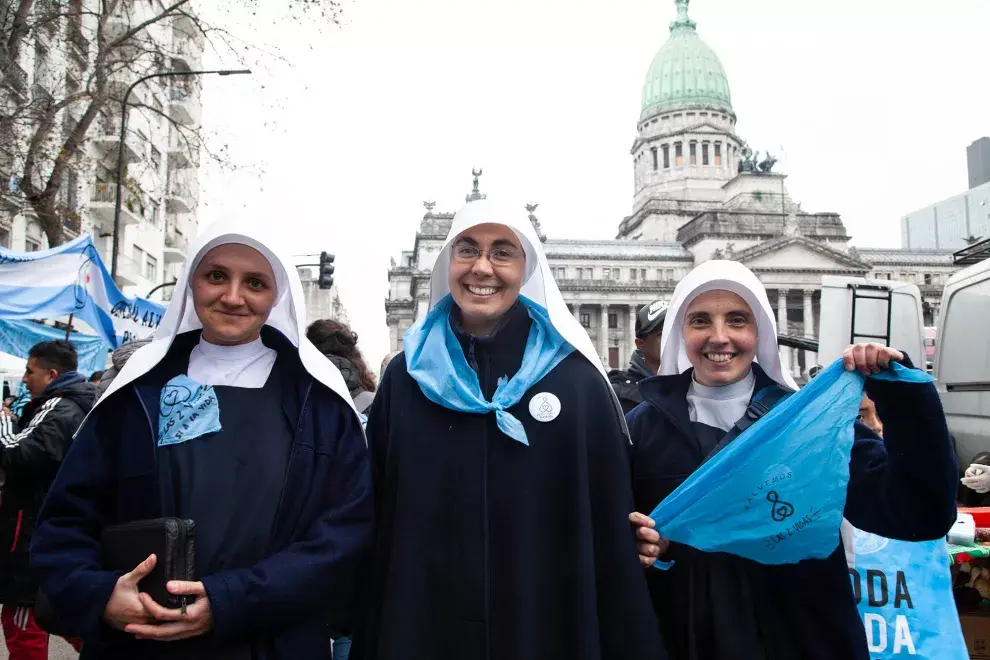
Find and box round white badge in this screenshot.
[529,392,561,423]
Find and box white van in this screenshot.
[933,257,990,469]
[817,276,925,367]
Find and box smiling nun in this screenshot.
[31,221,373,659]
[355,200,663,659]
[626,260,957,660]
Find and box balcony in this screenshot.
[88,183,141,228]
[90,114,141,164]
[3,60,28,99]
[172,31,204,69]
[168,130,199,169]
[168,86,200,125]
[163,228,188,263]
[166,177,196,214]
[0,171,21,210]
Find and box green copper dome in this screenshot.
[641,0,733,119]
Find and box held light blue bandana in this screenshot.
[403,294,575,445]
[158,374,222,447]
[649,360,934,568]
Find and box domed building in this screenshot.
[384,0,959,378]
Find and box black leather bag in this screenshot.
[101,517,196,609]
[35,518,196,636]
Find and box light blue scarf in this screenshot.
[403,294,575,445]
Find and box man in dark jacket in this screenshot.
[609,300,667,414]
[0,340,94,659]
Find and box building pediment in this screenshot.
[733,236,870,272]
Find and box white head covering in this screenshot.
[426,198,610,384]
[93,220,361,420]
[659,260,798,391]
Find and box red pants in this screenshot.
[1,605,82,659]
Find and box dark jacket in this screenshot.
[626,359,957,660]
[30,328,373,659]
[355,303,663,660]
[608,350,655,415]
[326,355,375,414]
[0,373,97,605]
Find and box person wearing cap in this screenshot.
[609,300,668,414]
[626,260,956,660]
[355,200,663,659]
[31,221,373,659]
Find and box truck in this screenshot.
[933,238,990,470]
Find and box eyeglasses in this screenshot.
[451,243,523,266]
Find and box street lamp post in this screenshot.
[110,68,251,281]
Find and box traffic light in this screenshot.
[318,251,335,290]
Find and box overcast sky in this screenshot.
[193,0,990,369]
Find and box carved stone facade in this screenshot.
[382,0,962,376]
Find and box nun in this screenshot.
[627,260,957,660]
[355,200,663,659]
[30,221,373,659]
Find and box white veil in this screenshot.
[93,220,361,420]
[659,260,798,391]
[422,198,611,385]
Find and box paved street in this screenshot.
[0,632,77,659]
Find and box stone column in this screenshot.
[803,289,817,369]
[571,304,581,325]
[776,289,791,374]
[600,303,609,365]
[628,304,638,366]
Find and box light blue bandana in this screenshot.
[158,374,222,447]
[403,294,574,445]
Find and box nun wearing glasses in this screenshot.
[354,200,663,659]
[31,221,373,659]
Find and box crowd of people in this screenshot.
[0,199,962,659]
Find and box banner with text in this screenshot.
[0,234,164,348]
[850,528,966,658]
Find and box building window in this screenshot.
[924,273,932,285]
[689,142,697,166]
[611,268,619,280]
[150,145,162,172]
[0,227,8,248]
[25,237,41,252]
[630,268,637,281]
[665,268,674,280]
[702,142,710,166]
[675,143,683,167]
[580,313,590,328]
[640,268,647,280]
[585,267,593,279]
[651,147,658,171]
[608,313,618,329]
[662,144,670,168]
[603,268,610,279]
[577,268,585,280]
[145,254,158,281]
[133,245,145,266]
[714,143,722,166]
[148,199,160,228]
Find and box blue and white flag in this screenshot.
[0,234,164,348]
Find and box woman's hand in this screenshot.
[629,512,670,568]
[103,554,158,631]
[125,581,214,642]
[843,343,904,375]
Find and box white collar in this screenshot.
[689,370,755,400]
[195,335,268,361]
